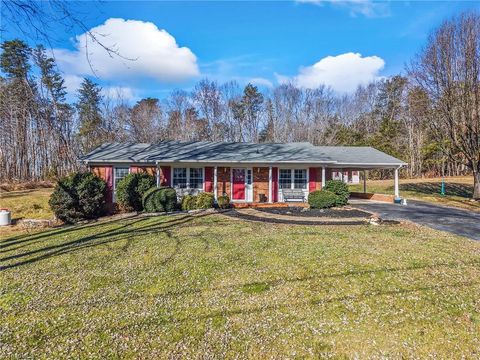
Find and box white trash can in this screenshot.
[0,209,12,226]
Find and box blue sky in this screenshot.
[4,1,480,101]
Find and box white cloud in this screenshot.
[282,52,385,93]
[102,86,136,101]
[248,77,274,88]
[63,74,84,94]
[297,0,390,18]
[56,18,199,83]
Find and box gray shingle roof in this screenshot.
[80,141,406,167]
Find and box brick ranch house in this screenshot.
[80,141,407,206]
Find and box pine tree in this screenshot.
[76,78,104,152]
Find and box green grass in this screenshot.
[2,213,480,358]
[0,188,54,220]
[350,176,479,211]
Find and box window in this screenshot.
[114,167,129,190]
[246,169,252,185]
[294,169,307,189]
[173,167,204,189]
[279,169,308,190]
[189,168,204,189]
[173,168,187,188]
[279,169,292,189]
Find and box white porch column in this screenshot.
[363,170,367,193]
[156,162,160,187]
[321,166,326,189]
[268,166,272,203]
[394,167,400,198]
[214,166,218,201]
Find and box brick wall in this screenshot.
[217,167,231,198]
[253,167,269,202]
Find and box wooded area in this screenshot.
[0,12,479,198]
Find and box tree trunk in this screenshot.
[474,171,480,200]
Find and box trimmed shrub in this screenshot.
[181,195,197,211]
[116,173,156,211]
[217,195,230,209]
[196,192,215,209]
[49,172,106,223]
[142,187,177,213]
[324,179,350,206]
[308,190,337,209]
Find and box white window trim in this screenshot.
[171,167,205,190]
[114,167,130,191]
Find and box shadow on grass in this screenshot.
[400,182,473,198]
[0,212,215,271]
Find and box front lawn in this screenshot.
[2,213,480,357]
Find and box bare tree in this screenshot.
[409,12,480,199]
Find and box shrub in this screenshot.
[217,195,230,209]
[142,187,177,213]
[116,173,156,211]
[308,190,338,209]
[49,172,106,223]
[196,192,215,209]
[324,179,350,206]
[181,195,197,211]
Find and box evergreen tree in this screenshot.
[76,78,104,152]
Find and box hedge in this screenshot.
[49,172,106,223]
[308,190,338,209]
[116,173,156,211]
[142,187,177,213]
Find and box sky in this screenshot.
[3,0,480,102]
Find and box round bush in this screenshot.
[181,195,197,211]
[142,187,177,213]
[196,192,215,209]
[217,195,230,209]
[49,172,106,223]
[308,190,338,209]
[116,173,156,211]
[324,179,350,206]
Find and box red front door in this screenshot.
[232,168,246,200]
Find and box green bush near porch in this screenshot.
[196,192,215,209]
[116,173,156,212]
[142,187,177,213]
[324,179,350,206]
[181,195,197,211]
[308,190,338,209]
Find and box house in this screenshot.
[80,141,406,205]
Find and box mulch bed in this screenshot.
[255,206,372,218]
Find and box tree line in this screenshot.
[1,12,479,198]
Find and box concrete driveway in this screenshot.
[351,199,480,240]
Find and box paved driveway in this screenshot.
[351,199,480,240]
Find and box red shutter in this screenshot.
[309,167,317,192]
[160,166,171,186]
[272,167,278,202]
[204,167,213,192]
[105,166,113,204]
